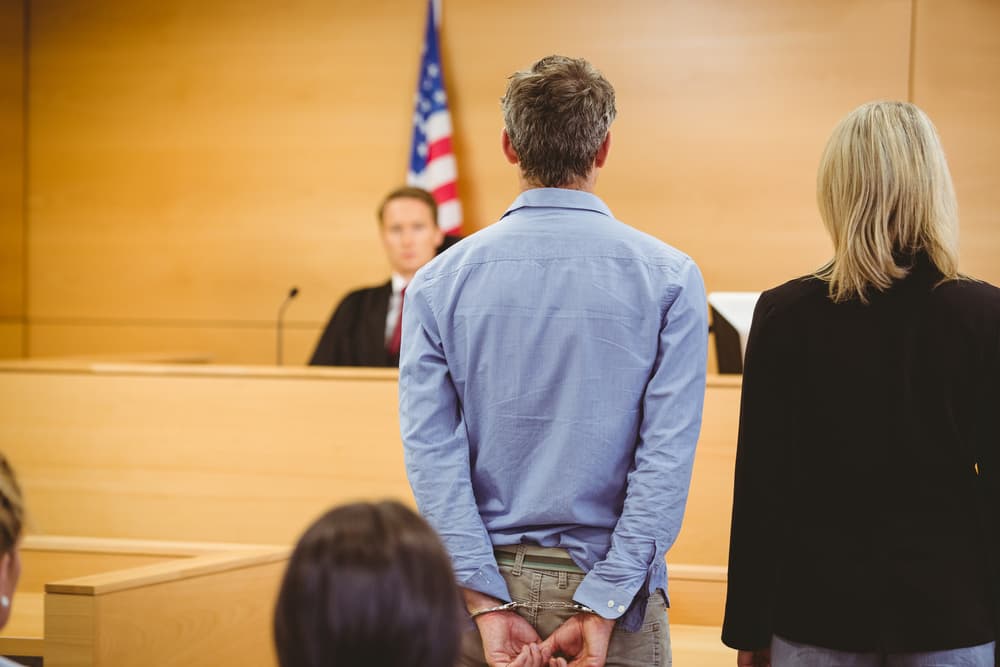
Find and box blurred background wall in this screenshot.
[1,0,997,364]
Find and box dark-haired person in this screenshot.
[0,454,26,667]
[400,55,708,667]
[723,101,1000,667]
[309,187,445,367]
[273,501,465,667]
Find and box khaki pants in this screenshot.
[460,545,671,667]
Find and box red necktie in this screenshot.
[388,286,406,357]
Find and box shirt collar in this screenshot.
[391,273,408,294]
[500,187,614,221]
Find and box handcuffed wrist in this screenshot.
[470,600,596,619]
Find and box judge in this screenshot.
[310,187,444,367]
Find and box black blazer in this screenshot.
[722,257,1000,654]
[309,281,396,367]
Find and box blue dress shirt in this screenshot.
[399,188,707,630]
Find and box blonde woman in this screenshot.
[0,454,25,667]
[722,102,999,667]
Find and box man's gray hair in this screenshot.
[501,55,617,188]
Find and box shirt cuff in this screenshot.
[572,570,643,625]
[460,562,512,603]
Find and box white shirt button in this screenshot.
[607,600,615,608]
[618,605,626,613]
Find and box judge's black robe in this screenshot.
[308,281,395,367]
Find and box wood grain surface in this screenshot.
[28,0,998,361]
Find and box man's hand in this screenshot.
[464,589,549,667]
[539,612,615,667]
[737,648,770,667]
[475,610,549,666]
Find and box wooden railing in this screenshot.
[1,535,288,667]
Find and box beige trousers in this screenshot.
[460,545,671,667]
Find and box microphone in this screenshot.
[276,286,299,366]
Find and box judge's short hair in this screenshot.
[377,187,438,226]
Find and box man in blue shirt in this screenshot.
[399,55,708,667]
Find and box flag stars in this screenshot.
[433,90,446,104]
[417,143,428,157]
[427,63,439,78]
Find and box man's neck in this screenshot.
[519,171,598,193]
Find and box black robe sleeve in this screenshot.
[308,281,394,367]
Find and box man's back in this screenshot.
[401,187,707,609]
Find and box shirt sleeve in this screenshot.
[721,290,788,650]
[398,274,511,603]
[573,257,709,624]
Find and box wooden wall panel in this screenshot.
[448,0,912,293]
[1,1,24,324]
[0,322,24,359]
[27,0,1000,362]
[911,0,1000,285]
[28,0,423,327]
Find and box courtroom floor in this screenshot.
[672,624,734,666]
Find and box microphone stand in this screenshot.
[276,287,299,366]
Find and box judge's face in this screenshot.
[380,197,444,280]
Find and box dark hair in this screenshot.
[273,501,462,667]
[377,187,439,226]
[501,55,617,188]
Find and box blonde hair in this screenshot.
[815,101,959,303]
[0,455,24,553]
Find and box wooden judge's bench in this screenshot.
[0,359,740,666]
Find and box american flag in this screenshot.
[407,0,462,235]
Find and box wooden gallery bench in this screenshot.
[0,360,740,665]
[0,535,287,667]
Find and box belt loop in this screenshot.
[558,571,568,589]
[512,544,526,577]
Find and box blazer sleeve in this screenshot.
[722,289,796,650]
[978,313,1000,645]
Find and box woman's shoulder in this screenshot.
[935,275,1000,301]
[756,275,828,316]
[929,276,1000,322]
[740,276,829,342]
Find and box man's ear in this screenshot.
[501,128,520,165]
[594,132,611,168]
